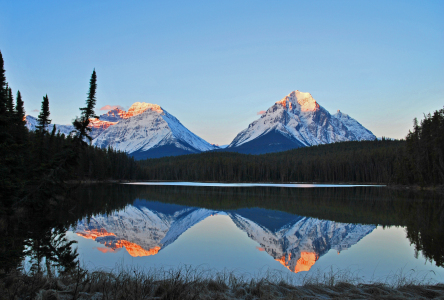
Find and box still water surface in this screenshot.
[64,183,444,283]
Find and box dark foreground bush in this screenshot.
[1,266,444,300]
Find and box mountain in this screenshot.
[25,115,113,140]
[226,91,376,154]
[74,202,375,272]
[92,102,218,159]
[75,203,218,257]
[25,103,216,159]
[228,210,375,273]
[25,115,75,136]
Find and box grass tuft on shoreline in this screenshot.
[2,265,444,299]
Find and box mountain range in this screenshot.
[25,91,376,159]
[74,201,375,273]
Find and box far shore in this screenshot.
[66,179,444,193]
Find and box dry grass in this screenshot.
[1,265,444,300]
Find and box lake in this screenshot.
[31,183,444,283]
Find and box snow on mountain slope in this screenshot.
[92,103,217,158]
[227,91,376,153]
[75,205,171,253]
[229,213,375,273]
[73,201,375,272]
[74,204,218,256]
[332,110,375,141]
[25,115,110,140]
[25,115,75,136]
[160,208,218,248]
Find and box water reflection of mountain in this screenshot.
[75,202,219,257]
[228,209,375,273]
[74,201,375,272]
[5,184,443,276]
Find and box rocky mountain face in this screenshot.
[75,204,218,257]
[228,212,375,273]
[226,91,376,154]
[25,115,75,136]
[25,102,217,159]
[25,91,376,158]
[74,202,375,273]
[91,103,218,159]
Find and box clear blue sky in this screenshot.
[1,0,443,144]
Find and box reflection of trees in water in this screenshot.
[404,200,444,268]
[120,184,444,268]
[1,206,79,276]
[24,226,78,277]
[2,184,444,275]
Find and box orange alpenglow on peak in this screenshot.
[114,240,161,257]
[294,252,318,273]
[88,118,118,129]
[275,98,293,110]
[275,251,318,273]
[276,253,292,271]
[124,102,163,117]
[276,91,319,112]
[76,229,116,240]
[76,229,160,257]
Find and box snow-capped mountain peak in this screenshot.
[276,90,319,112]
[92,104,217,159]
[227,90,376,154]
[99,108,126,122]
[126,102,163,117]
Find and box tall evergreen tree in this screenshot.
[15,90,25,123]
[0,50,7,116]
[36,94,51,133]
[6,87,14,113]
[73,69,97,143]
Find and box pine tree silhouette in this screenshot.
[36,94,51,133]
[73,69,97,143]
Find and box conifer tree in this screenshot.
[73,69,97,143]
[7,87,14,113]
[37,94,51,133]
[15,90,25,123]
[0,50,7,116]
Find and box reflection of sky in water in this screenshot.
[125,182,384,188]
[68,212,444,283]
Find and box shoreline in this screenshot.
[67,179,444,192]
[2,268,444,300]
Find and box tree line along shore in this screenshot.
[1,49,444,298]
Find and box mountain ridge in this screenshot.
[25,90,376,158]
[226,91,376,154]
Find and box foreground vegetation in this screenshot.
[2,266,444,300]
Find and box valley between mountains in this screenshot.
[26,91,376,159]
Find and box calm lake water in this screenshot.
[58,183,444,283]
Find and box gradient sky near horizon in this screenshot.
[1,0,443,145]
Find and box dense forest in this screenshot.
[138,109,444,186]
[0,51,146,210]
[0,51,146,276]
[138,139,403,183]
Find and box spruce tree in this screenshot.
[0,50,7,116]
[73,69,97,142]
[37,94,51,133]
[7,87,14,113]
[15,90,25,123]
